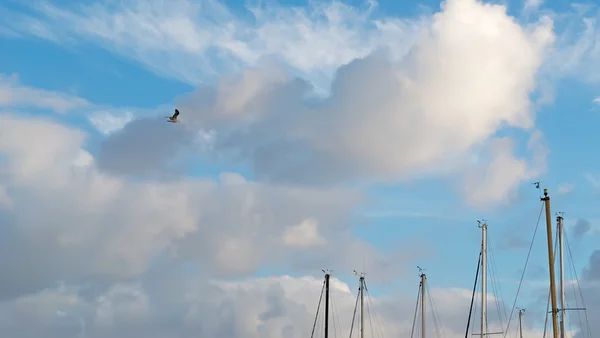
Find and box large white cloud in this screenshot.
[0,0,560,209]
[0,112,407,301]
[34,0,555,207]
[157,0,552,208]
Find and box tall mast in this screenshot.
[557,214,566,338]
[421,272,427,338]
[541,189,559,338]
[324,271,330,338]
[518,308,525,338]
[478,220,487,338]
[353,271,365,338]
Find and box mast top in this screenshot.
[353,270,366,279]
[477,219,488,229]
[541,188,549,200]
[540,188,550,201]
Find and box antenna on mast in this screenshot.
[353,270,366,278]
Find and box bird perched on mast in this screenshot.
[166,109,181,123]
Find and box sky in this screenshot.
[0,0,598,337]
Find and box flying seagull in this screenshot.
[166,109,180,123]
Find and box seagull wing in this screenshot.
[172,109,180,119]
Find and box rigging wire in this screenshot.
[464,251,482,338]
[364,283,385,337]
[557,223,581,338]
[473,288,480,336]
[564,229,592,338]
[488,242,509,328]
[426,283,447,338]
[311,279,326,338]
[349,286,360,338]
[411,283,422,338]
[503,201,545,338]
[330,285,341,338]
[543,286,549,338]
[472,286,481,337]
[318,308,324,338]
[365,293,376,338]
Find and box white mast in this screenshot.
[478,220,488,338]
[421,271,427,338]
[361,275,365,338]
[557,214,566,338]
[353,270,366,338]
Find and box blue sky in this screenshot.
[0,0,599,336]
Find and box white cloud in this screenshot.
[148,0,552,208]
[0,0,557,208]
[88,110,135,135]
[558,182,574,194]
[0,72,143,135]
[0,273,555,338]
[0,112,403,298]
[282,218,327,248]
[461,130,548,207]
[544,4,600,84]
[0,0,426,93]
[0,108,565,337]
[0,73,89,113]
[524,0,543,13]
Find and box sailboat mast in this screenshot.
[478,221,488,338]
[421,272,427,338]
[360,275,365,338]
[325,272,330,338]
[557,215,566,338]
[518,309,525,338]
[541,189,560,338]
